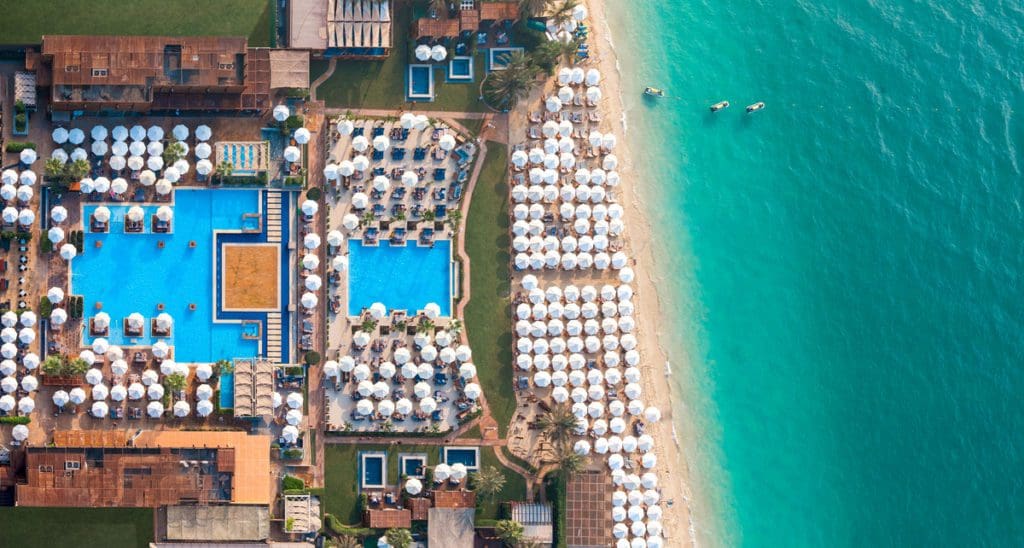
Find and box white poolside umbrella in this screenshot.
[373,135,390,152]
[450,463,468,482]
[368,302,387,320]
[91,383,109,401]
[91,141,108,157]
[303,233,321,249]
[52,127,70,144]
[193,123,212,141]
[18,148,37,165]
[281,425,300,444]
[148,383,165,401]
[414,115,430,130]
[286,391,304,410]
[130,140,147,156]
[430,44,447,62]
[342,213,360,231]
[304,274,322,291]
[66,127,85,145]
[147,156,164,171]
[110,155,127,171]
[194,159,212,177]
[372,175,390,192]
[144,400,163,418]
[401,170,419,186]
[323,163,339,180]
[273,105,290,122]
[351,192,368,209]
[110,177,128,194]
[195,141,212,159]
[154,179,173,196]
[302,253,320,270]
[558,85,574,103]
[17,208,34,227]
[0,376,16,393]
[439,134,456,151]
[163,166,180,183]
[0,184,14,201]
[293,127,311,144]
[337,119,355,135]
[3,207,18,224]
[301,292,318,309]
[284,146,301,163]
[89,401,108,418]
[352,135,369,152]
[18,170,36,186]
[18,327,34,344]
[126,156,145,172]
[546,96,563,113]
[355,398,374,416]
[147,125,164,141]
[353,332,371,349]
[170,400,190,418]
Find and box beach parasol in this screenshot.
[146,401,164,418]
[301,199,319,216]
[546,96,563,112]
[401,169,419,186]
[127,382,146,401]
[148,383,165,401]
[356,398,374,416]
[558,85,574,103]
[284,145,302,163]
[353,154,370,171]
[52,389,71,408]
[67,127,85,145]
[373,134,391,152]
[19,170,36,186]
[196,383,214,401]
[163,166,180,183]
[439,134,456,151]
[52,126,70,144]
[372,174,390,192]
[463,382,481,400]
[352,135,369,152]
[147,125,164,141]
[155,179,173,195]
[0,185,14,201]
[286,391,304,410]
[430,44,447,62]
[449,463,468,482]
[570,67,585,85]
[91,140,108,157]
[194,399,213,417]
[171,400,190,418]
[294,127,311,144]
[108,155,126,171]
[91,401,108,418]
[273,105,290,121]
[302,253,320,270]
[301,292,318,309]
[304,274,322,291]
[110,177,128,194]
[195,124,212,141]
[91,383,109,401]
[147,155,164,171]
[323,163,339,180]
[303,233,320,249]
[195,159,213,176]
[414,44,431,61]
[337,119,355,135]
[281,425,300,443]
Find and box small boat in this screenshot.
[745,101,766,113]
[644,87,666,98]
[709,101,730,112]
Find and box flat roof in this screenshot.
[165,504,270,541]
[134,430,272,505]
[269,49,311,89]
[289,0,328,49]
[427,508,475,547]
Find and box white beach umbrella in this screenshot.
[301,292,318,309]
[66,128,85,145]
[147,125,164,141]
[91,401,108,418]
[148,383,165,401]
[430,44,447,62]
[587,86,603,103]
[273,105,290,122]
[619,267,635,283]
[195,159,213,177]
[146,400,164,418]
[194,399,213,417]
[342,213,360,231]
[284,146,301,163]
[372,135,391,152]
[163,166,181,183]
[17,170,36,186]
[195,142,213,160]
[110,177,128,194]
[52,127,70,144]
[439,134,456,151]
[46,226,65,244]
[129,140,147,156]
[352,135,369,152]
[171,400,190,418]
[372,175,390,192]
[282,425,300,444]
[570,67,585,84]
[414,114,430,130]
[419,396,437,413]
[126,156,145,172]
[405,477,423,495]
[91,141,109,157]
[546,96,563,113]
[303,233,321,250]
[193,125,212,143]
[401,170,419,186]
[147,156,164,171]
[0,184,14,201]
[302,253,320,270]
[19,148,37,165]
[91,383,109,401]
[351,192,369,209]
[336,119,355,135]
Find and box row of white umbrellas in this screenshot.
[52,124,211,144]
[0,169,37,186]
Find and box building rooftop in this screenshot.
[431,489,476,509]
[412,1,518,39]
[364,508,412,529]
[268,49,311,89]
[427,508,475,547]
[164,504,270,541]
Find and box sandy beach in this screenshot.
[584,0,700,544]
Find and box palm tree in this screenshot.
[536,403,577,449]
[162,141,185,165]
[44,158,65,180]
[66,158,91,181]
[518,0,550,19]
[555,444,585,475]
[384,528,412,548]
[214,160,234,182]
[494,519,525,546]
[548,0,579,27]
[470,465,506,500]
[416,318,436,334]
[333,536,361,548]
[483,51,540,111]
[446,210,463,231]
[361,211,376,227]
[448,319,463,338]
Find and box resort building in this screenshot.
[15,430,271,507]
[28,36,285,113]
[510,502,555,545]
[289,0,393,58]
[411,1,519,41]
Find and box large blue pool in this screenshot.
[443,447,480,470]
[73,189,261,362]
[360,452,386,488]
[348,239,452,317]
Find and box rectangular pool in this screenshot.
[348,239,452,317]
[443,447,479,470]
[219,372,234,409]
[360,452,387,488]
[73,189,262,362]
[400,454,428,478]
[407,64,435,101]
[447,56,474,82]
[488,47,524,72]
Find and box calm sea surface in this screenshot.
[605,1,1024,545]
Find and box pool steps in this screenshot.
[264,191,284,362]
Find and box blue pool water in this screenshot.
[219,372,234,409]
[222,144,257,176]
[360,453,386,488]
[447,57,473,82]
[407,64,434,100]
[443,447,478,469]
[487,47,523,72]
[348,239,451,317]
[401,455,426,477]
[73,189,261,362]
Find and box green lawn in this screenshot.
[0,0,274,46]
[311,1,489,112]
[464,142,515,436]
[0,507,154,548]
[475,447,528,521]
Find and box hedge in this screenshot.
[282,475,305,491]
[0,416,31,425]
[5,142,36,153]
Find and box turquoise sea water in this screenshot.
[605,1,1024,546]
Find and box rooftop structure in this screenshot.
[290,0,393,58]
[233,358,277,417]
[268,50,311,89]
[164,504,271,541]
[364,508,411,528]
[35,35,272,112]
[510,502,554,545]
[16,430,272,507]
[283,494,322,535]
[427,507,475,547]
[411,1,518,40]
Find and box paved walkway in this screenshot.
[325,107,490,120]
[309,58,337,103]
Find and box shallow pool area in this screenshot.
[447,56,474,82]
[443,447,480,470]
[219,372,234,409]
[73,189,264,362]
[400,454,428,478]
[348,239,452,317]
[407,64,435,101]
[360,452,387,488]
[488,47,524,72]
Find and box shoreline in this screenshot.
[583,0,701,545]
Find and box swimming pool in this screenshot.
[447,56,474,82]
[219,372,234,409]
[360,452,387,488]
[407,64,435,101]
[348,239,452,317]
[73,189,262,362]
[443,447,479,470]
[400,454,428,478]
[488,47,524,72]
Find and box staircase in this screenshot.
[266,191,283,243]
[265,312,282,363]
